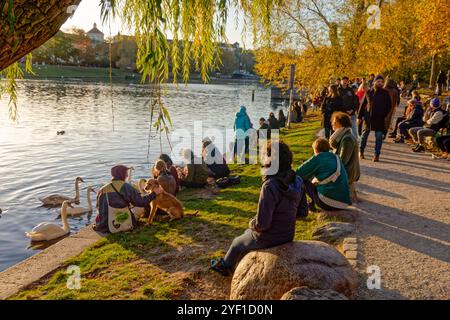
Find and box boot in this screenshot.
[373,155,380,162]
[360,152,365,160]
[413,145,426,153]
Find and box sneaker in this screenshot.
[413,145,425,153]
[394,137,404,143]
[210,258,232,276]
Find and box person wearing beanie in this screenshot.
[94,165,163,233]
[357,74,392,162]
[408,98,446,153]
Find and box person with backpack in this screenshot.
[357,75,392,162]
[409,98,447,153]
[94,165,163,233]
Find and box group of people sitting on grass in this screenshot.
[211,112,360,275]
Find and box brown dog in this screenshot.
[144,179,185,225]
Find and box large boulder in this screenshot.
[281,286,348,300]
[230,241,357,300]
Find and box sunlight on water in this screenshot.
[0,80,283,271]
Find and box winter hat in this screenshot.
[431,97,440,108]
[375,75,384,81]
[111,165,129,181]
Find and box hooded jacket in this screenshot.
[249,170,308,245]
[234,106,252,140]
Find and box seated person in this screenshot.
[210,141,308,276]
[433,134,450,160]
[268,112,280,130]
[258,117,271,141]
[152,159,177,195]
[201,138,230,179]
[393,99,424,143]
[409,98,446,153]
[296,138,351,212]
[277,110,287,128]
[157,153,180,193]
[329,112,360,202]
[95,165,162,233]
[178,149,211,188]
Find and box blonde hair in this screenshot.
[155,159,167,171]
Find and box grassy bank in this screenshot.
[12,115,327,300]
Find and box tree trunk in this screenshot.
[0,0,81,71]
[429,53,439,89]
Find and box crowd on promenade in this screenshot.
[90,70,450,277]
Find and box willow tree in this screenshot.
[1,0,281,123]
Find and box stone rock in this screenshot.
[281,286,348,300]
[343,237,357,244]
[316,210,357,223]
[230,241,358,300]
[312,222,355,243]
[343,243,358,252]
[345,250,359,260]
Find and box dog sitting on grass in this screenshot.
[144,179,188,225]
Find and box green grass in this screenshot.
[12,114,329,300]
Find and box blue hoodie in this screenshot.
[234,106,252,140]
[249,171,308,245]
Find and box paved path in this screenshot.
[354,114,450,299]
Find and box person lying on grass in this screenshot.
[210,141,308,276]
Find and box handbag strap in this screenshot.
[312,154,341,185]
[110,182,134,215]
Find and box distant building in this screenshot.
[86,23,104,44]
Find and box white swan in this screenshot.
[40,177,84,206]
[26,201,72,241]
[65,186,96,217]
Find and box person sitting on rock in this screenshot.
[210,141,308,276]
[296,138,352,212]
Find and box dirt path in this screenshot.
[353,105,450,299]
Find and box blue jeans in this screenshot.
[223,229,269,270]
[360,129,384,156]
[351,115,359,140]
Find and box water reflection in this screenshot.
[0,80,287,271]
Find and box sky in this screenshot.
[61,0,250,47]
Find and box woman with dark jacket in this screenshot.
[330,112,360,202]
[268,112,280,130]
[321,85,343,139]
[277,109,287,128]
[394,99,424,143]
[210,141,308,275]
[202,138,230,179]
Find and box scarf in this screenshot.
[329,127,352,150]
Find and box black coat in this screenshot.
[358,88,392,132]
[339,85,359,115]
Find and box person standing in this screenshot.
[436,70,447,96]
[268,112,280,130]
[408,74,420,97]
[339,76,359,138]
[367,74,375,89]
[277,109,287,128]
[383,78,400,138]
[233,106,253,159]
[321,85,343,139]
[357,75,392,162]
